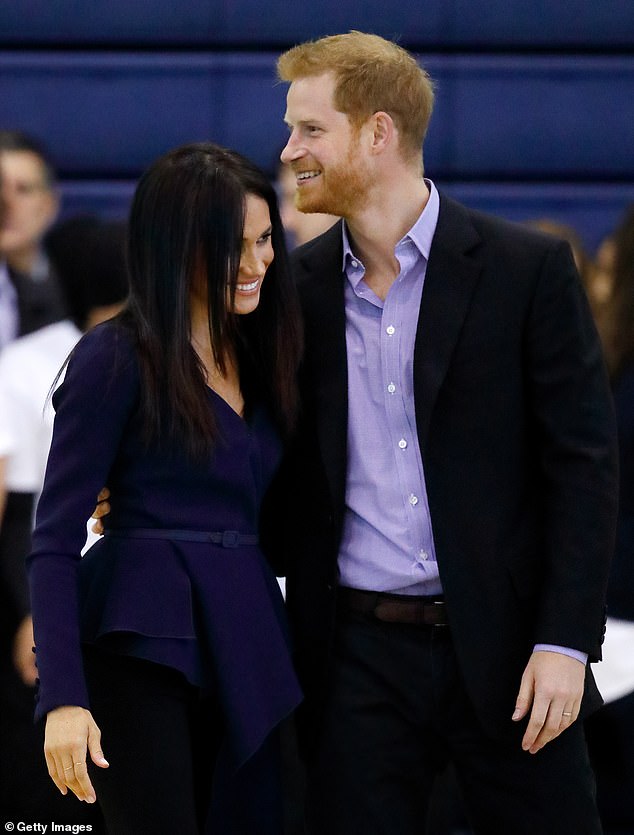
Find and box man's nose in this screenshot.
[280,131,302,164]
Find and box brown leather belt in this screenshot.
[338,587,448,626]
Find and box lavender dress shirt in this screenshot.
[338,181,586,664]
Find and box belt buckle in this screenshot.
[428,600,447,626]
[221,530,240,548]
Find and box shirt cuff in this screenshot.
[534,644,588,665]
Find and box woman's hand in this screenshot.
[44,705,109,803]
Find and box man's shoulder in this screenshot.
[436,192,565,257]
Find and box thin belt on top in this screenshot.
[338,587,448,626]
[104,527,258,549]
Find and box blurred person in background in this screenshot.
[526,218,592,291]
[0,130,66,351]
[586,203,634,835]
[589,232,618,325]
[0,215,128,829]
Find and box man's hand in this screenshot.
[90,487,110,535]
[512,650,585,754]
[12,614,37,686]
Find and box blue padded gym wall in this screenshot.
[1,0,633,250]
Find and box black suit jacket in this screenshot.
[9,264,66,338]
[263,194,618,749]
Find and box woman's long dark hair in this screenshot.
[121,142,302,458]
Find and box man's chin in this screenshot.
[296,198,331,216]
[296,200,319,215]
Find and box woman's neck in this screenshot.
[190,308,244,417]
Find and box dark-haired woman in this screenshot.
[27,143,303,834]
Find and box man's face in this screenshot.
[0,150,58,263]
[281,72,371,219]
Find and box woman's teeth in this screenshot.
[237,280,259,292]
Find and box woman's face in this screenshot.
[229,193,274,315]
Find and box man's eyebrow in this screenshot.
[285,118,322,129]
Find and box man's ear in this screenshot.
[368,111,395,155]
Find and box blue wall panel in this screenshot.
[1,53,633,181]
[2,5,631,254]
[58,181,135,221]
[1,1,632,46]
[428,56,634,179]
[0,53,288,176]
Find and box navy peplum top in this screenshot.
[27,320,302,771]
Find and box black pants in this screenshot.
[586,690,634,833]
[305,610,602,835]
[83,646,283,835]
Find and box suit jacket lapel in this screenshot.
[414,195,483,450]
[295,225,349,515]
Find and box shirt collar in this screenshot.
[341,179,440,273]
[0,260,10,288]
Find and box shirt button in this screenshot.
[387,382,396,394]
[351,259,359,268]
[386,325,395,335]
[398,439,407,449]
[418,550,429,561]
[409,494,419,506]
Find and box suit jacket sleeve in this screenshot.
[27,323,138,716]
[525,240,617,659]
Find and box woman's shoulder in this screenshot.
[69,319,137,373]
[75,318,134,355]
[57,319,140,406]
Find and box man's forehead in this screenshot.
[286,72,335,97]
[284,74,345,124]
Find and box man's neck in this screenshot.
[6,247,44,278]
[344,175,430,298]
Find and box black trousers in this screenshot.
[586,690,634,833]
[83,646,283,835]
[305,609,602,835]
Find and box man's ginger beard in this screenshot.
[295,127,369,218]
